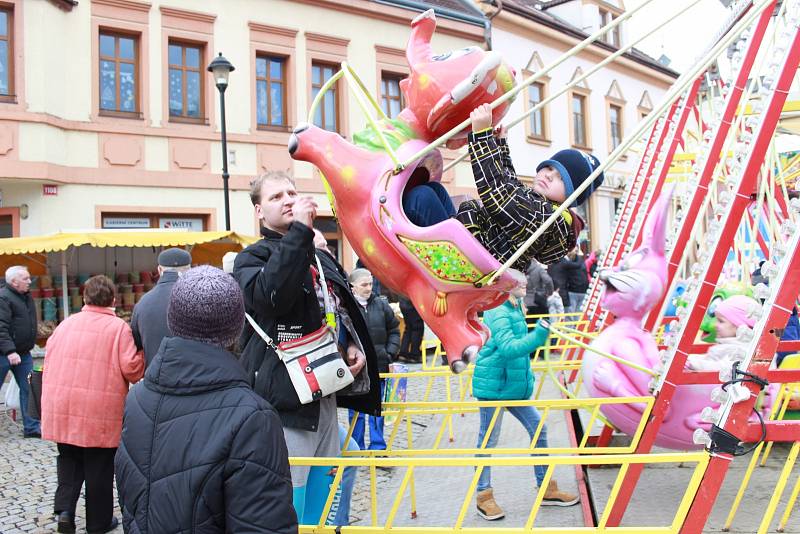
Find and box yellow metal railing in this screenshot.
[292,452,710,533]
[722,381,800,533]
[346,396,654,457]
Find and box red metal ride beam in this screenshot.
[604,3,785,527]
[629,81,703,255]
[567,94,699,381]
[682,213,800,532]
[579,105,677,331]
[642,7,774,333]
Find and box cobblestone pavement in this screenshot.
[0,361,438,532]
[4,363,797,532]
[336,360,449,524]
[0,407,123,533]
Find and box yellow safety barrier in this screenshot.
[344,396,654,457]
[291,452,710,533]
[722,380,800,532]
[418,313,588,370]
[370,357,602,446]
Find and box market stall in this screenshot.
[0,230,258,339]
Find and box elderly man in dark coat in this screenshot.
[130,248,191,366]
[0,265,40,437]
[347,268,400,450]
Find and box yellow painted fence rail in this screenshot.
[291,452,710,533]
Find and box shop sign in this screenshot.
[159,217,204,232]
[103,217,151,229]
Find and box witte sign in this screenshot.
[102,217,151,229]
[159,217,204,232]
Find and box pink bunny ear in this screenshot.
[643,187,674,256]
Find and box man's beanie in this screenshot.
[158,247,192,267]
[537,149,604,206]
[167,265,244,347]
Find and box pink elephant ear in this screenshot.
[406,9,435,66]
[642,187,674,255]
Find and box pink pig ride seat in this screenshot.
[290,126,524,373]
[288,9,524,372]
[581,191,717,450]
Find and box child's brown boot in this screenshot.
[541,480,580,506]
[476,488,505,520]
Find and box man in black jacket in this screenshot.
[0,266,41,437]
[398,297,424,363]
[348,268,399,450]
[130,248,191,367]
[564,248,589,313]
[115,266,295,533]
[547,257,572,312]
[234,170,381,523]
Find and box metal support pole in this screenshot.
[61,252,69,320]
[218,86,231,231]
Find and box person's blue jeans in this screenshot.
[476,405,547,490]
[349,379,387,450]
[329,425,359,526]
[403,182,456,227]
[1,352,40,435]
[300,425,359,526]
[568,292,586,314]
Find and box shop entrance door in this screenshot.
[0,214,14,238]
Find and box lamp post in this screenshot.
[208,53,235,231]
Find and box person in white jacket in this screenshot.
[686,294,760,371]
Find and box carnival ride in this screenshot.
[290,0,800,531]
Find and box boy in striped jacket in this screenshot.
[404,104,604,271]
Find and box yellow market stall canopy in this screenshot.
[0,230,257,255]
[0,230,259,329]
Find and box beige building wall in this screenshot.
[490,4,676,252]
[0,0,483,270]
[0,0,676,268]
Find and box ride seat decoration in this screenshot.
[289,9,521,372]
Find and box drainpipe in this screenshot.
[484,0,504,51]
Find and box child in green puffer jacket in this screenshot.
[471,281,579,521]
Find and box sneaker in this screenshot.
[476,488,505,520]
[541,480,579,506]
[56,511,76,534]
[23,431,41,439]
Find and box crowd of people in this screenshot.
[16,100,797,530]
[0,100,609,531]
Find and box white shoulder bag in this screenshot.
[245,253,353,404]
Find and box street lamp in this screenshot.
[208,53,235,231]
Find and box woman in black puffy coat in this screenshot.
[347,268,400,450]
[114,266,296,533]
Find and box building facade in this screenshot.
[0,0,485,270]
[0,0,675,267]
[486,0,678,250]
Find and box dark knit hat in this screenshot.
[537,149,604,206]
[158,247,192,267]
[167,265,244,348]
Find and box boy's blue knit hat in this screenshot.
[537,149,604,206]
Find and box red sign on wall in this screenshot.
[43,184,58,196]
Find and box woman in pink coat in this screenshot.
[42,275,144,534]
